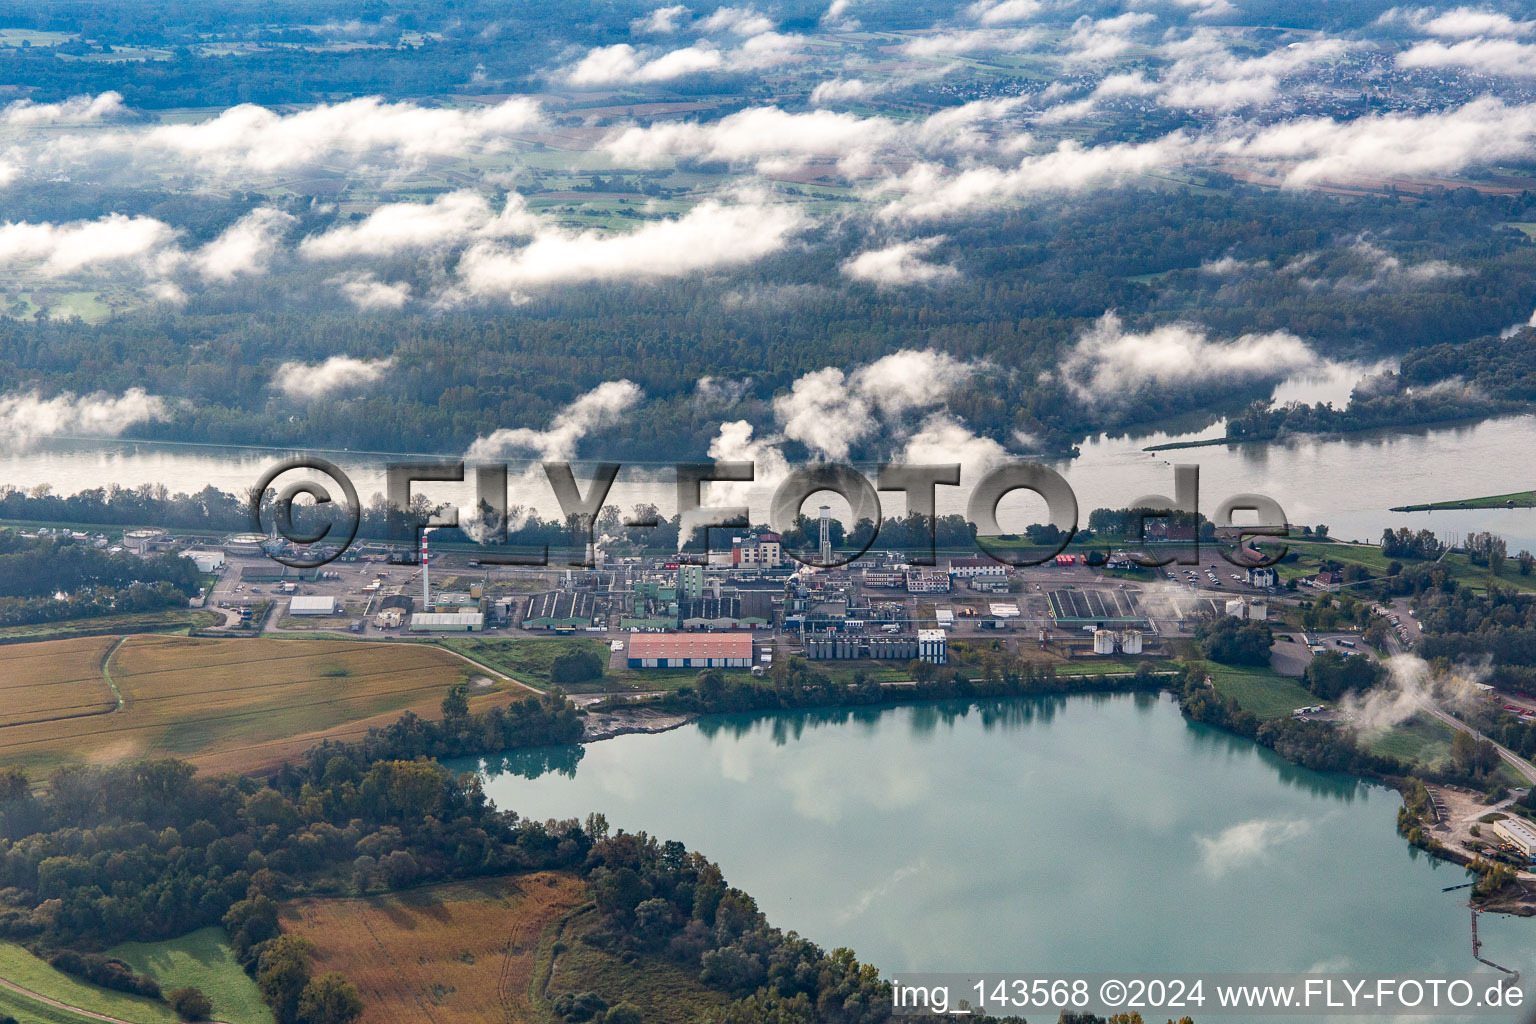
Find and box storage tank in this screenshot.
[225,533,267,556]
[1248,599,1268,621]
[1093,629,1115,655]
[1225,598,1247,619]
[1120,630,1143,654]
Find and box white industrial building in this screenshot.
[1494,817,1536,859]
[906,570,950,594]
[408,612,484,632]
[1226,598,1268,620]
[917,629,947,665]
[948,557,1007,579]
[288,596,336,616]
[182,549,225,573]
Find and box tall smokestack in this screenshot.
[819,505,832,566]
[421,529,430,609]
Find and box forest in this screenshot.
[5,184,1535,462]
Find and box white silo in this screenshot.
[1248,599,1268,621]
[1093,629,1116,655]
[1120,630,1143,654]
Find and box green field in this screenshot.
[1366,714,1525,786]
[1200,661,1321,720]
[1276,540,1536,595]
[1367,713,1456,766]
[1390,490,1536,512]
[108,927,273,1024]
[0,943,180,1024]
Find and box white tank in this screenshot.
[1225,598,1247,618]
[1248,600,1267,621]
[1120,630,1143,654]
[1093,629,1115,655]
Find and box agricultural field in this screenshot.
[0,636,119,725]
[108,927,273,1024]
[279,874,588,1024]
[0,635,506,776]
[0,943,179,1024]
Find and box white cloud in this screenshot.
[1064,13,1155,64]
[129,96,542,174]
[454,197,806,301]
[773,350,981,460]
[270,355,395,401]
[1197,818,1312,877]
[300,191,536,259]
[1221,97,1536,185]
[328,272,413,310]
[0,213,177,275]
[820,0,860,30]
[1379,6,1536,38]
[3,91,125,126]
[1171,0,1238,19]
[565,42,725,84]
[900,27,1041,56]
[189,207,296,282]
[696,5,774,36]
[1060,312,1323,402]
[965,0,1042,25]
[0,388,170,450]
[877,133,1194,220]
[810,78,881,104]
[707,419,790,503]
[1399,36,1536,76]
[899,412,1010,476]
[464,380,644,461]
[841,236,959,287]
[1157,36,1349,111]
[632,4,690,33]
[603,99,1021,176]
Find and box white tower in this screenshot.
[420,529,430,609]
[818,505,832,565]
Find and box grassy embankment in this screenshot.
[1390,490,1536,512]
[0,609,218,645]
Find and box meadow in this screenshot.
[0,943,180,1024]
[108,927,273,1024]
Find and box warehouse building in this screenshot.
[522,591,597,629]
[239,565,320,584]
[1495,817,1536,859]
[409,612,484,632]
[288,596,336,616]
[182,549,226,573]
[627,632,753,668]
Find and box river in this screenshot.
[5,414,1536,551]
[455,693,1536,1019]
